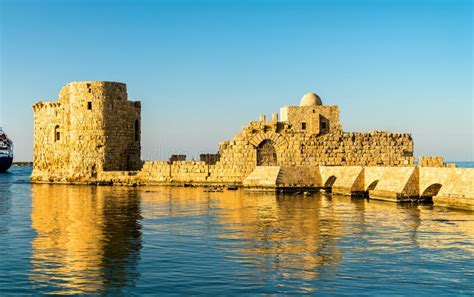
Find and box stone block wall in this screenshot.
[170,161,209,183]
[204,120,414,183]
[418,156,445,167]
[138,158,255,185]
[134,119,414,185]
[102,85,141,172]
[420,167,474,210]
[297,131,414,166]
[368,167,419,201]
[31,85,414,185]
[319,166,364,195]
[242,166,280,187]
[138,161,170,183]
[139,161,210,184]
[32,81,141,182]
[280,105,341,134]
[275,165,320,187]
[32,101,70,180]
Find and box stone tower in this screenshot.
[32,81,141,182]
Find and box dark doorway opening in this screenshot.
[257,139,277,166]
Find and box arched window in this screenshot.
[54,125,61,142]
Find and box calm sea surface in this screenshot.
[0,166,473,295]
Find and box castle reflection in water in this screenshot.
[30,185,474,294]
[30,185,142,294]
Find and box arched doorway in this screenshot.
[257,139,277,166]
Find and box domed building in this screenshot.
[299,92,322,107]
[280,92,340,135]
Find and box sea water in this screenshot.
[0,166,473,295]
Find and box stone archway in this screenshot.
[257,139,277,166]
[324,176,337,188]
[421,183,442,198]
[365,180,379,197]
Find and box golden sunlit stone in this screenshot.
[30,82,473,209]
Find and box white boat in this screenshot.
[0,127,13,172]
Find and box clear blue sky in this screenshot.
[0,0,472,161]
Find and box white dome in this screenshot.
[299,92,322,106]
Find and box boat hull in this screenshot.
[0,156,13,172]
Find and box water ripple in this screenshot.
[0,167,473,295]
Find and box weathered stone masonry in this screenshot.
[32,82,141,182]
[31,82,474,209]
[31,83,414,184]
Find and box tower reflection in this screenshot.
[30,184,142,295]
[29,185,474,294]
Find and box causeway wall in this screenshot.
[33,162,474,211]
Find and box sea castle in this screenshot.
[31,81,473,210]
